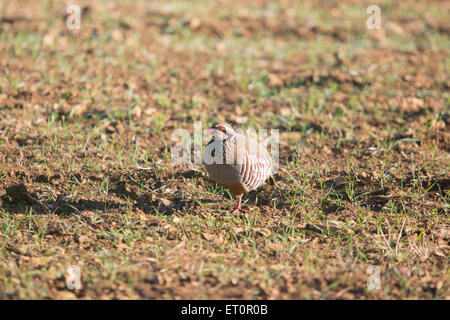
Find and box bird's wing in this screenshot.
[235,135,273,190]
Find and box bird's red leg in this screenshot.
[231,194,243,214]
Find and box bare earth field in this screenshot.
[0,0,449,299]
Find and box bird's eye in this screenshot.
[217,126,226,132]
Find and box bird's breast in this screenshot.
[204,163,241,186]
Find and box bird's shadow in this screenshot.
[0,184,123,215]
[0,182,223,216]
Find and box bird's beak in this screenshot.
[206,128,216,134]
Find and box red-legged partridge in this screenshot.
[203,122,274,213]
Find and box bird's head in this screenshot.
[206,122,234,140]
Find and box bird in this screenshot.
[203,122,274,213]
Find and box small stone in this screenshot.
[158,198,176,209]
[76,235,89,244]
[132,106,142,118]
[268,73,283,87]
[190,18,201,30]
[71,103,89,117]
